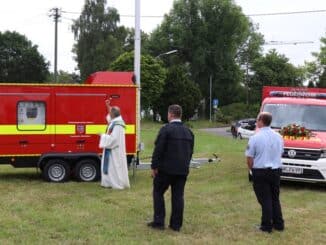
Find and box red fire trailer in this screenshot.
[0,71,138,182]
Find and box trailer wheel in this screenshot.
[74,159,100,182]
[43,159,70,182]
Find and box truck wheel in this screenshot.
[74,159,100,182]
[43,159,70,182]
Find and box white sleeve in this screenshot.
[245,137,256,157]
[99,126,120,149]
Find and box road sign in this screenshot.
[213,99,219,108]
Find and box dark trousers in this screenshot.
[153,172,187,229]
[252,168,284,231]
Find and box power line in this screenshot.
[248,9,326,17]
[61,16,75,21]
[119,9,326,18]
[60,9,326,18]
[61,10,80,14]
[265,41,315,46]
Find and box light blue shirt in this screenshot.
[245,127,284,169]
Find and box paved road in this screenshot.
[200,127,233,138]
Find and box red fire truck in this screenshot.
[258,86,326,183]
[0,71,138,182]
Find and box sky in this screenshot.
[0,0,325,74]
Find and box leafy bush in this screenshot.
[219,103,260,122]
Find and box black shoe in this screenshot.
[255,225,272,233]
[169,225,180,232]
[147,221,164,230]
[273,226,284,231]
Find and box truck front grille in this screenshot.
[283,148,321,160]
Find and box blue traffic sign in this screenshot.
[213,99,219,108]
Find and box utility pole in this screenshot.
[50,8,61,83]
[134,0,141,152]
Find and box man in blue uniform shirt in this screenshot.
[245,112,285,233]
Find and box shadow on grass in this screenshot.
[281,180,326,192]
[0,171,41,182]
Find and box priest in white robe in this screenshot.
[99,102,130,189]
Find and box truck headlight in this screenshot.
[321,150,326,158]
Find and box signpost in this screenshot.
[213,99,219,109]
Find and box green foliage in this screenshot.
[122,28,150,54]
[147,0,252,110]
[46,70,81,83]
[0,31,49,83]
[237,23,265,105]
[72,0,128,80]
[251,49,304,103]
[237,23,264,67]
[220,102,260,121]
[305,34,326,88]
[110,52,166,109]
[153,64,202,122]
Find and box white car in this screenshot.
[237,125,255,139]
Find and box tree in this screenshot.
[110,52,166,110]
[0,31,49,82]
[251,49,304,102]
[305,34,326,88]
[72,0,128,80]
[236,23,264,104]
[122,28,150,53]
[153,64,202,122]
[47,70,81,83]
[147,0,251,111]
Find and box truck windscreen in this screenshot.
[263,104,326,131]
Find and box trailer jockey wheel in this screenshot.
[74,159,100,182]
[43,159,70,182]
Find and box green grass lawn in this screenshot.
[0,122,325,244]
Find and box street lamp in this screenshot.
[155,49,178,59]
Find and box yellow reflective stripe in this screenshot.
[86,124,135,134]
[55,125,75,134]
[125,125,135,134]
[0,124,135,135]
[0,125,54,135]
[86,125,107,134]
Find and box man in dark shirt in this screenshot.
[147,104,194,232]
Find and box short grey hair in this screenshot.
[168,104,182,118]
[258,112,272,126]
[110,106,121,118]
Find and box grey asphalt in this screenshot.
[200,127,232,138]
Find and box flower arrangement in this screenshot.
[279,124,312,139]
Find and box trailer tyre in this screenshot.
[75,159,100,182]
[43,159,70,182]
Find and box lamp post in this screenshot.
[134,0,142,167]
[155,49,178,59]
